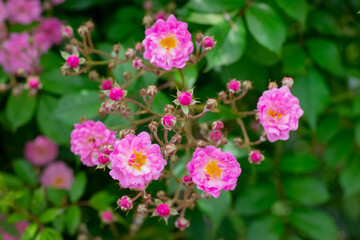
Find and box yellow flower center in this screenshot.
[160,36,177,51]
[268,109,283,120]
[128,150,146,170]
[53,177,64,188]
[205,161,222,180]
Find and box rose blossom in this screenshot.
[142,14,193,70]
[187,146,241,198]
[6,0,42,25]
[24,136,58,166]
[109,132,166,190]
[257,86,303,142]
[40,161,74,190]
[70,120,116,166]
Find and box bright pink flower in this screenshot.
[24,136,58,166]
[101,80,112,90]
[33,18,63,53]
[187,146,241,198]
[0,1,7,23]
[161,115,176,129]
[156,203,170,217]
[66,55,79,68]
[40,161,74,190]
[70,120,116,166]
[100,211,115,224]
[6,0,41,24]
[178,92,192,105]
[117,196,133,211]
[109,88,124,101]
[1,221,28,240]
[0,32,39,75]
[109,132,166,190]
[26,76,41,89]
[203,37,214,49]
[227,79,241,93]
[257,86,303,142]
[211,120,224,131]
[248,150,264,164]
[210,131,222,142]
[142,14,193,70]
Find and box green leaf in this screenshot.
[307,10,342,36]
[46,187,67,207]
[247,216,285,240]
[89,191,116,211]
[6,213,28,223]
[235,185,278,216]
[37,95,73,145]
[284,178,329,205]
[66,206,81,236]
[282,43,307,75]
[186,12,224,25]
[306,39,345,76]
[173,65,198,89]
[197,191,231,228]
[53,90,101,125]
[205,18,246,70]
[39,208,63,223]
[275,0,307,24]
[316,114,340,142]
[340,157,360,197]
[245,34,280,66]
[292,68,330,129]
[245,3,286,54]
[280,154,319,173]
[323,130,353,168]
[69,172,87,202]
[185,0,245,13]
[21,223,38,240]
[355,121,360,147]
[12,159,37,186]
[35,228,63,240]
[1,173,23,188]
[5,90,37,131]
[151,91,171,114]
[290,210,337,240]
[31,188,47,215]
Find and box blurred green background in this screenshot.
[1,0,360,239]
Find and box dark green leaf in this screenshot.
[185,0,245,13]
[340,156,360,197]
[292,68,330,129]
[35,228,63,240]
[39,208,64,223]
[31,188,47,215]
[245,3,286,54]
[66,206,81,236]
[69,172,87,203]
[290,210,337,240]
[247,216,285,240]
[284,178,329,205]
[89,191,116,211]
[307,10,342,36]
[46,187,67,207]
[282,43,307,75]
[323,130,353,168]
[1,173,23,188]
[205,18,247,70]
[275,0,307,24]
[53,90,102,125]
[151,91,171,114]
[316,114,340,142]
[5,90,37,131]
[12,160,37,186]
[245,34,280,66]
[197,191,231,228]
[280,154,319,173]
[355,121,360,147]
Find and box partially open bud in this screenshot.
[248,150,265,164]
[100,211,115,224]
[182,175,193,187]
[210,131,222,142]
[164,104,175,114]
[218,91,228,102]
[202,36,216,50]
[98,153,109,165]
[117,196,133,211]
[161,115,176,129]
[175,217,190,231]
[268,81,278,89]
[205,98,217,111]
[171,133,182,144]
[149,121,159,132]
[227,79,241,94]
[211,120,224,131]
[242,80,253,91]
[135,42,144,52]
[165,143,177,156]
[125,48,136,59]
[146,85,158,97]
[109,88,124,101]
[281,77,294,88]
[62,25,73,38]
[133,58,144,70]
[26,76,41,90]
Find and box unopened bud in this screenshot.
[148,121,159,132]
[146,85,158,97]
[211,120,224,131]
[135,42,144,52]
[171,133,182,144]
[233,137,243,148]
[143,193,152,204]
[113,44,121,54]
[205,98,217,111]
[242,80,253,91]
[248,150,265,164]
[77,25,89,37]
[196,140,207,148]
[165,143,177,156]
[195,32,204,43]
[84,20,94,31]
[281,77,294,88]
[119,129,135,139]
[137,204,148,214]
[142,15,154,27]
[164,104,175,114]
[268,81,278,89]
[220,137,228,145]
[125,48,136,59]
[139,88,146,96]
[218,91,228,102]
[156,190,166,199]
[227,79,241,94]
[88,70,99,81]
[202,36,216,50]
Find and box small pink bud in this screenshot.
[268,81,278,89]
[27,76,40,89]
[282,77,294,88]
[102,80,112,90]
[227,79,241,93]
[182,175,192,187]
[156,203,170,217]
[146,85,158,97]
[248,150,264,164]
[109,88,124,101]
[133,58,144,70]
[161,115,176,129]
[102,145,113,156]
[211,120,224,131]
[175,217,190,231]
[100,211,115,224]
[203,37,215,49]
[149,121,159,132]
[66,55,79,68]
[205,98,217,111]
[135,42,144,52]
[178,92,192,106]
[156,12,166,20]
[98,153,109,165]
[117,196,133,211]
[125,48,136,59]
[210,131,222,142]
[62,25,73,38]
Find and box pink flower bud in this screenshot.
[165,143,177,156]
[125,48,136,59]
[161,115,176,128]
[178,92,192,106]
[227,79,241,93]
[27,76,40,89]
[98,153,109,165]
[156,203,170,217]
[281,77,294,88]
[248,150,264,164]
[182,175,192,187]
[102,80,112,90]
[133,58,144,70]
[148,121,159,132]
[210,131,222,142]
[203,37,215,49]
[117,196,133,211]
[66,55,79,68]
[62,25,73,38]
[268,81,278,89]
[211,120,224,131]
[156,12,166,20]
[100,211,115,224]
[102,145,113,156]
[135,42,144,52]
[175,217,190,231]
[109,88,124,101]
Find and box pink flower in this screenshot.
[61,48,85,72]
[70,120,116,166]
[109,88,124,101]
[100,210,115,224]
[1,221,28,240]
[26,76,41,89]
[227,79,241,93]
[40,161,74,190]
[24,136,58,166]
[33,18,63,53]
[0,1,7,23]
[6,0,41,24]
[248,150,264,164]
[0,32,40,75]
[257,86,304,142]
[101,80,112,90]
[187,146,241,198]
[161,114,176,129]
[142,14,193,70]
[202,36,215,49]
[156,203,170,217]
[109,132,166,190]
[117,196,133,211]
